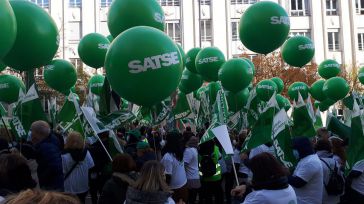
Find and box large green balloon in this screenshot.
[239,1,290,54]
[107,0,165,37]
[358,67,364,85]
[3,1,59,71]
[256,79,277,102]
[179,69,203,94]
[323,77,349,101]
[185,48,201,74]
[88,75,105,95]
[0,0,17,59]
[0,75,25,104]
[318,59,341,79]
[218,58,253,93]
[282,36,315,67]
[270,77,284,94]
[309,79,326,102]
[241,57,255,75]
[105,26,183,107]
[195,47,226,82]
[226,89,249,112]
[78,33,110,69]
[276,94,291,111]
[318,98,336,111]
[44,59,77,95]
[288,82,309,101]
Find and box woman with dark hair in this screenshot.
[98,154,137,204]
[161,131,188,203]
[329,137,346,168]
[232,153,297,204]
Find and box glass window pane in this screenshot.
[328,32,333,50]
[297,0,303,10]
[291,0,297,10]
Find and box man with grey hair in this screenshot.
[31,120,64,191]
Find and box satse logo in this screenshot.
[198,57,219,64]
[128,51,180,74]
[298,44,314,50]
[270,16,290,25]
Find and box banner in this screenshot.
[98,110,136,130]
[314,108,323,130]
[173,93,192,120]
[291,93,316,138]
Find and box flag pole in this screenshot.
[231,157,240,186]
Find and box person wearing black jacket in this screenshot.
[341,159,364,203]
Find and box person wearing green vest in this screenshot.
[198,139,223,204]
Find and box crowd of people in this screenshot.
[0,120,363,204]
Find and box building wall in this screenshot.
[28,0,364,73]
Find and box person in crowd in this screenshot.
[330,137,346,168]
[0,138,10,155]
[30,120,64,191]
[198,139,223,204]
[341,158,364,203]
[182,127,194,147]
[135,141,156,171]
[0,154,37,199]
[146,128,162,160]
[125,160,175,204]
[183,136,200,204]
[88,130,113,204]
[289,137,323,204]
[99,154,137,204]
[62,132,95,203]
[231,152,297,204]
[249,142,275,159]
[161,131,188,203]
[315,139,344,204]
[3,189,80,204]
[16,142,39,188]
[124,129,142,160]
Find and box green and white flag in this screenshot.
[291,93,316,138]
[314,108,323,130]
[98,110,136,130]
[326,113,351,140]
[173,93,191,120]
[11,84,47,140]
[98,78,119,117]
[272,109,296,169]
[242,94,277,151]
[152,101,170,125]
[48,97,57,128]
[0,103,7,117]
[212,88,229,124]
[58,93,79,128]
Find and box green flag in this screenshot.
[212,87,229,124]
[58,93,79,127]
[98,110,136,130]
[314,108,323,130]
[151,101,170,125]
[48,97,57,128]
[326,113,350,140]
[173,93,192,120]
[243,94,277,151]
[291,93,316,138]
[272,109,296,168]
[200,122,223,144]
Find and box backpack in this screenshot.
[320,158,345,195]
[200,154,216,177]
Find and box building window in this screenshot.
[69,0,81,7]
[326,0,338,15]
[101,0,112,7]
[290,0,310,16]
[157,0,180,6]
[231,21,239,41]
[200,0,211,6]
[165,21,181,44]
[290,31,312,39]
[328,31,340,51]
[200,20,212,42]
[30,0,49,8]
[231,0,257,5]
[69,22,82,42]
[356,0,364,14]
[358,33,364,51]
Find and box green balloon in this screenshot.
[219,58,253,93]
[0,61,7,72]
[179,69,203,94]
[241,57,255,75]
[256,79,277,102]
[105,26,183,107]
[0,74,25,104]
[107,0,165,37]
[185,48,201,74]
[0,0,17,59]
[358,67,364,85]
[282,36,315,67]
[78,33,110,69]
[44,59,77,95]
[239,1,290,54]
[176,44,186,70]
[270,77,284,94]
[288,82,309,101]
[106,34,114,42]
[318,59,341,79]
[226,89,249,112]
[208,82,221,105]
[276,94,291,111]
[195,47,226,82]
[309,79,326,102]
[323,77,349,101]
[3,1,59,71]
[88,75,105,95]
[318,98,336,111]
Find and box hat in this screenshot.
[137,141,150,150]
[127,129,142,139]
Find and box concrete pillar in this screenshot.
[211,0,228,56]
[339,0,354,66]
[310,0,325,63]
[181,0,197,50]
